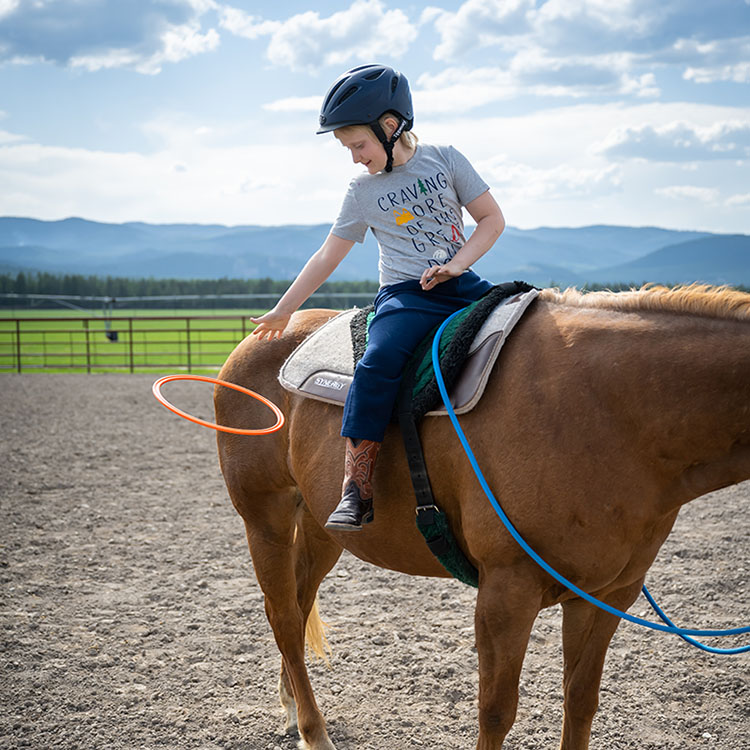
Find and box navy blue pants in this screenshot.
[341,271,493,442]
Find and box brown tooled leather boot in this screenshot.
[324,438,380,531]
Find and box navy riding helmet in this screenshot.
[317,64,414,172]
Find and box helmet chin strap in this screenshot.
[370,118,407,173]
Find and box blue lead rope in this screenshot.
[432,309,750,655]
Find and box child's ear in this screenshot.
[382,115,399,138]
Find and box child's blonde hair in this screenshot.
[337,111,418,150]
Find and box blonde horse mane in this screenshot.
[539,283,750,322]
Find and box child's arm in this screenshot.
[420,191,505,291]
[251,233,355,341]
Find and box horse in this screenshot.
[213,284,750,750]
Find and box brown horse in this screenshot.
[214,284,750,750]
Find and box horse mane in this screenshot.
[539,284,750,322]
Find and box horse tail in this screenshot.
[305,596,332,666]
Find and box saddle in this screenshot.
[279,282,539,417]
[279,281,539,588]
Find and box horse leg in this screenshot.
[475,569,543,750]
[278,659,298,735]
[241,490,339,750]
[558,579,644,750]
[278,506,342,736]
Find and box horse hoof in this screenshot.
[298,737,337,750]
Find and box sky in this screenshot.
[1,0,749,232]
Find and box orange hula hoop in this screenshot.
[152,374,284,436]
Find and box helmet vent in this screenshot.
[391,75,398,93]
[336,85,360,106]
[364,69,384,80]
[323,79,346,109]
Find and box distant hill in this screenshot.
[0,216,747,287]
[496,225,710,272]
[585,235,750,286]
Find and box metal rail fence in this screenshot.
[0,314,257,373]
[0,291,378,373]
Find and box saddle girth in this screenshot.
[397,280,538,587]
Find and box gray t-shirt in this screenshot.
[331,143,489,286]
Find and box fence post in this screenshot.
[128,318,134,373]
[186,318,192,373]
[84,319,91,373]
[15,319,21,373]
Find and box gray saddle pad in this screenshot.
[278,288,538,416]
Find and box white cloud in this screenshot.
[598,121,750,162]
[266,55,657,119]
[263,96,320,113]
[531,0,750,57]
[420,3,668,103]
[0,0,19,20]
[655,185,720,203]
[426,0,534,61]
[0,118,355,225]
[509,50,660,98]
[424,0,656,63]
[0,129,26,145]
[663,35,750,65]
[414,57,659,111]
[218,7,281,39]
[667,35,750,82]
[159,19,220,63]
[620,73,660,98]
[0,0,219,73]
[3,101,749,232]
[726,192,750,207]
[220,0,417,72]
[69,22,220,74]
[421,0,750,109]
[415,67,516,112]
[684,61,750,84]
[533,0,654,44]
[477,155,622,201]
[413,101,750,231]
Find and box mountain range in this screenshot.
[0,217,748,287]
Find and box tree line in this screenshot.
[0,271,380,310]
[2,271,746,310]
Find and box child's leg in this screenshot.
[327,301,443,531]
[324,437,380,531]
[326,274,493,532]
[341,272,492,441]
[341,298,452,440]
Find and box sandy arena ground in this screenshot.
[1,374,748,749]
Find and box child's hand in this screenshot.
[420,261,465,291]
[250,309,291,341]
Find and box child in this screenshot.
[251,64,505,532]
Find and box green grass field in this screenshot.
[0,309,269,373]
[0,307,268,319]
